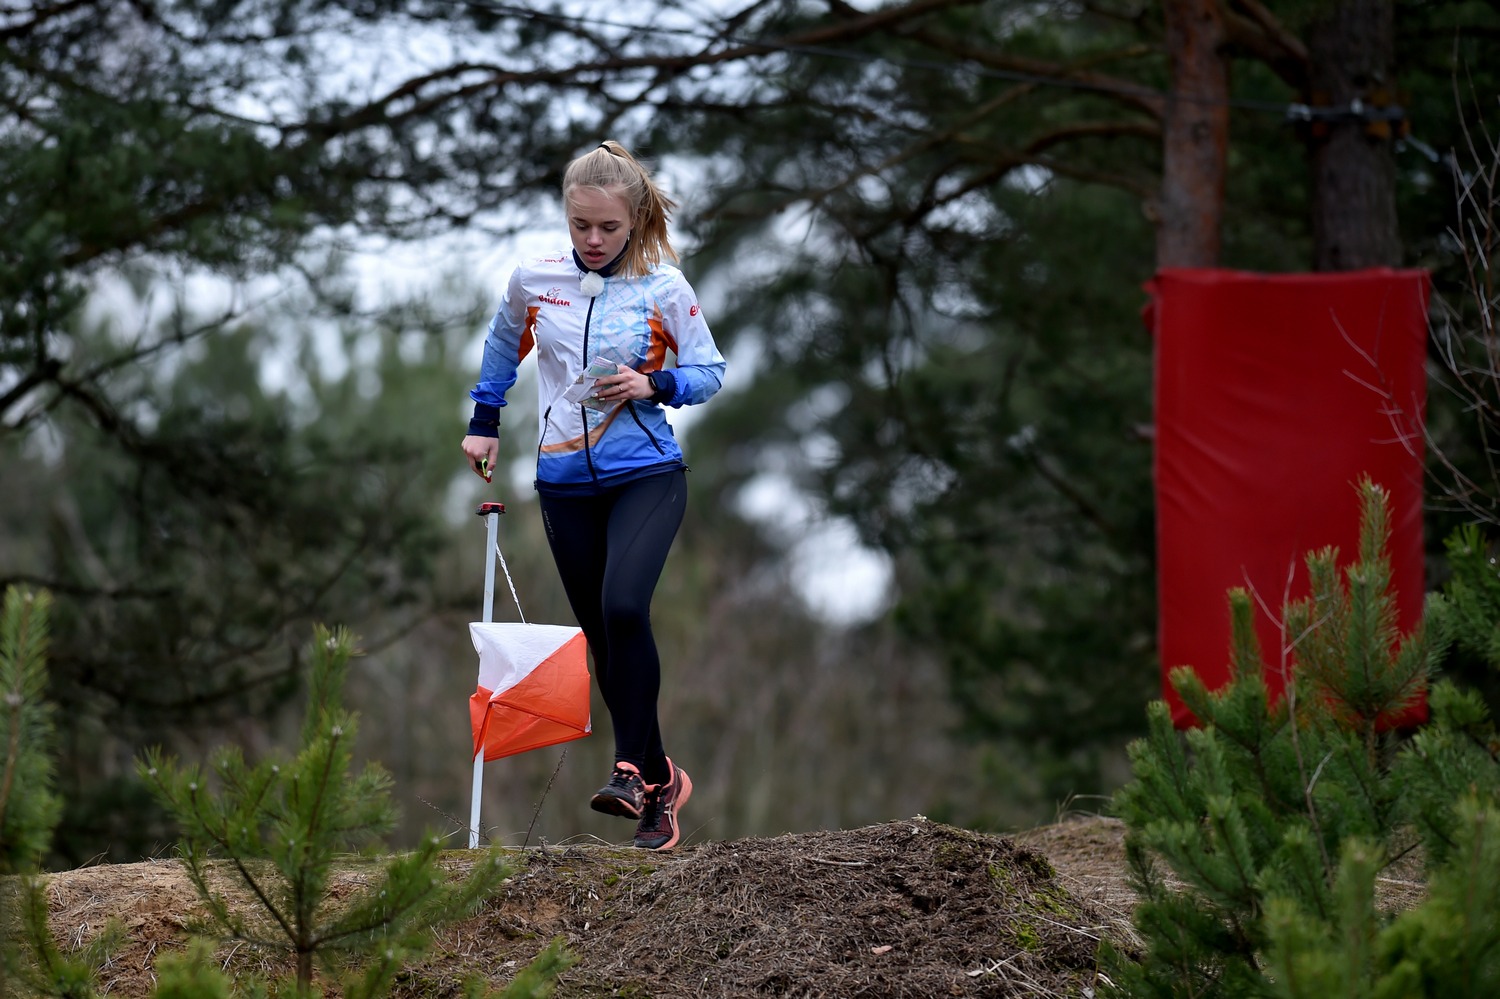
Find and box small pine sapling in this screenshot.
[1252,526,1500,995]
[0,586,62,874]
[1104,479,1446,997]
[139,624,519,999]
[0,586,119,999]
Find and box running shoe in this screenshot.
[590,762,646,818]
[634,759,692,850]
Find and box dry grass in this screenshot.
[42,817,1130,998]
[36,814,1428,998]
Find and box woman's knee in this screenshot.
[601,599,651,637]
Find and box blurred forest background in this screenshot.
[3,0,1498,868]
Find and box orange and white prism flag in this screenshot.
[468,622,591,762]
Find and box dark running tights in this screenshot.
[539,471,686,787]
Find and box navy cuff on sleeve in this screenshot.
[468,402,500,437]
[648,369,677,405]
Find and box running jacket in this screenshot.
[468,250,727,495]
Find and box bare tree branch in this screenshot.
[1220,0,1310,90]
[903,27,1166,119]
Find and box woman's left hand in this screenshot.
[595,365,649,403]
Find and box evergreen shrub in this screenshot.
[1102,478,1500,997]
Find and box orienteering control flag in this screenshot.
[468,622,591,761]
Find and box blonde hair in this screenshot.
[563,140,679,279]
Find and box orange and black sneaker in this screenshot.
[634,758,692,851]
[590,761,646,818]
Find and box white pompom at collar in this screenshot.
[579,271,605,297]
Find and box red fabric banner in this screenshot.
[1149,268,1430,728]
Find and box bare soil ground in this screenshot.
[41,816,1130,998]
[35,814,1426,998]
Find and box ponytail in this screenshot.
[562,140,679,279]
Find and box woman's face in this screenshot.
[567,187,632,270]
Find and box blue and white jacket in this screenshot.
[468,250,727,495]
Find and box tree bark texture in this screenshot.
[1157,0,1231,269]
[1306,0,1401,270]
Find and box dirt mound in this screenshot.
[43,816,1134,998]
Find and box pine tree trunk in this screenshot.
[1306,0,1400,270]
[1156,0,1230,268]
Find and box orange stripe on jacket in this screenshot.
[520,307,538,360]
[540,407,627,454]
[645,306,675,370]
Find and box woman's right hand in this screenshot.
[461,434,500,481]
